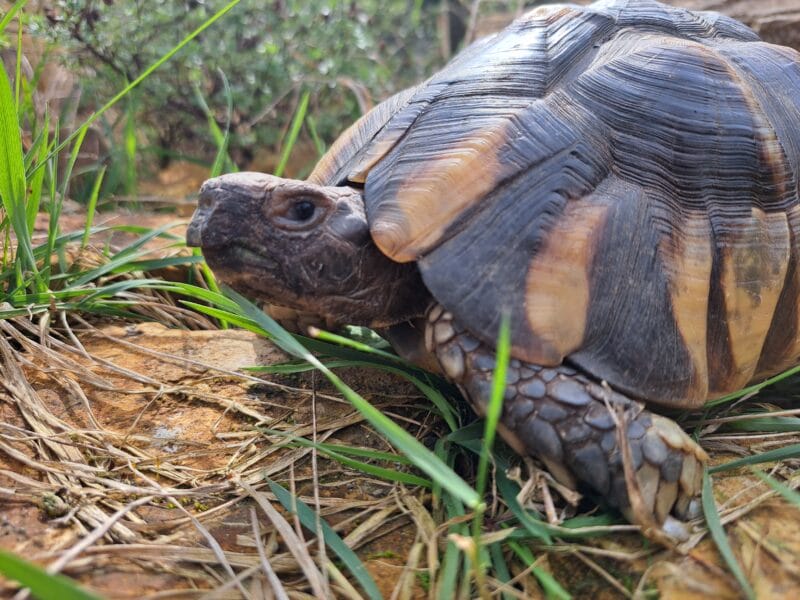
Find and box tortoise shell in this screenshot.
[312,0,800,407]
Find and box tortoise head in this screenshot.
[186,172,428,328]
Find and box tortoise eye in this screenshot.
[288,199,316,222]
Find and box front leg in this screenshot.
[425,305,708,542]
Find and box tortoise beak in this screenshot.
[187,173,272,248]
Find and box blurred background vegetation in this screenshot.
[2,0,531,202]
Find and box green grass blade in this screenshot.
[305,115,326,157]
[25,111,50,232]
[13,8,22,114]
[195,70,235,176]
[506,540,571,600]
[708,444,800,473]
[310,327,411,364]
[471,315,511,592]
[258,427,428,486]
[0,50,26,223]
[274,90,310,177]
[69,222,183,287]
[752,469,800,507]
[81,165,106,249]
[724,416,800,433]
[123,95,137,196]
[0,549,102,600]
[224,285,482,509]
[259,429,415,465]
[475,315,510,499]
[702,470,756,600]
[495,468,552,544]
[488,541,515,600]
[0,0,27,33]
[705,364,800,407]
[267,479,382,600]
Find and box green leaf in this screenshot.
[723,416,800,433]
[274,90,310,177]
[705,364,800,407]
[494,468,552,544]
[702,470,756,600]
[0,47,25,217]
[0,1,28,34]
[259,429,430,487]
[224,285,482,509]
[709,444,800,473]
[0,549,103,600]
[752,469,800,508]
[268,479,381,600]
[506,540,571,600]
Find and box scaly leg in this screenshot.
[425,304,707,542]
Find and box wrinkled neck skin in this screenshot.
[186,172,430,329]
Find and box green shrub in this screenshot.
[37,0,444,174]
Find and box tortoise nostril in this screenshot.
[197,184,222,210]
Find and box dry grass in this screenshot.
[0,259,798,598]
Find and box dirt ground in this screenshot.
[3,1,800,596]
[1,292,799,598]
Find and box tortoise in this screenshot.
[186,0,800,542]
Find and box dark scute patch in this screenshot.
[518,378,547,399]
[566,38,799,253]
[661,452,684,483]
[570,443,610,495]
[536,400,568,423]
[626,420,646,440]
[416,104,609,360]
[757,231,799,376]
[570,182,696,403]
[560,421,593,444]
[584,404,616,430]
[642,431,669,464]
[706,239,736,392]
[716,43,800,207]
[506,398,534,426]
[312,86,419,187]
[595,0,759,42]
[549,378,592,407]
[522,418,564,462]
